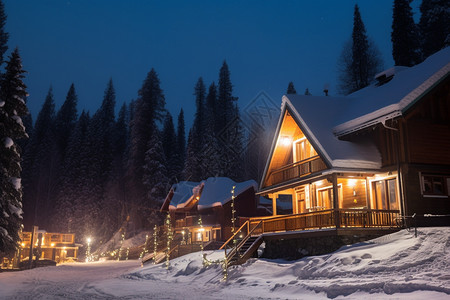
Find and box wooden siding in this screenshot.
[337,178,368,209]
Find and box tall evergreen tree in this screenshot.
[162,112,177,183]
[0,49,29,255]
[174,108,185,181]
[21,88,56,229]
[84,79,117,240]
[201,82,221,178]
[143,130,169,207]
[183,78,207,181]
[127,68,166,228]
[337,5,383,95]
[419,0,450,59]
[286,82,297,94]
[54,111,90,235]
[54,83,78,160]
[0,0,8,68]
[216,61,243,180]
[391,0,421,66]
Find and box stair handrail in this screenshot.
[220,220,250,250]
[226,221,263,263]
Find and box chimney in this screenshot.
[323,83,329,96]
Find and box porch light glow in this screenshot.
[51,243,55,247]
[280,136,292,146]
[21,242,25,247]
[347,179,357,187]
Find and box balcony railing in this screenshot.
[268,156,327,186]
[247,209,400,235]
[175,215,218,228]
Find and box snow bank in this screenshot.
[1,228,449,299]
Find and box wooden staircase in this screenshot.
[221,221,263,267]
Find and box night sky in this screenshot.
[5,0,420,128]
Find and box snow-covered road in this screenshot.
[0,260,139,299]
[1,227,449,299]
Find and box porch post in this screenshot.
[332,174,340,228]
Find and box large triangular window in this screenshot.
[262,109,327,188]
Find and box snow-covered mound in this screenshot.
[107,227,450,299]
[1,228,449,299]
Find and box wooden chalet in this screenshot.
[161,177,266,245]
[19,230,79,263]
[220,47,450,265]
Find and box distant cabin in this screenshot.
[161,177,268,245]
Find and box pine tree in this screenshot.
[201,82,221,178]
[217,61,243,180]
[21,88,56,229]
[143,130,168,226]
[0,48,29,255]
[286,82,297,94]
[304,88,312,96]
[175,108,186,180]
[55,111,90,236]
[0,0,8,67]
[54,83,78,161]
[85,79,117,240]
[162,112,177,183]
[127,68,166,228]
[391,0,421,66]
[337,5,383,95]
[419,0,450,59]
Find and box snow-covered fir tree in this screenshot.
[0,48,29,256]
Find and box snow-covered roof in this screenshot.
[197,177,257,210]
[277,47,450,171]
[282,95,382,169]
[334,47,450,136]
[165,177,257,212]
[167,181,199,210]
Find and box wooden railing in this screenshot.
[268,156,327,185]
[248,209,400,234]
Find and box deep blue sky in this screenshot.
[5,0,421,128]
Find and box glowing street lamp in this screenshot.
[85,237,92,262]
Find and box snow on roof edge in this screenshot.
[334,57,450,137]
[282,96,334,166]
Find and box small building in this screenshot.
[20,230,79,263]
[161,177,267,244]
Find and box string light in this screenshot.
[153,225,158,265]
[165,212,173,269]
[231,185,237,248]
[139,234,150,262]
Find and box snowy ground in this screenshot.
[1,227,449,299]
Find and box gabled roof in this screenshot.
[281,95,382,170]
[162,177,257,212]
[334,47,450,136]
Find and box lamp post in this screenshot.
[86,237,92,262]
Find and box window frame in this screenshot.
[420,173,450,198]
